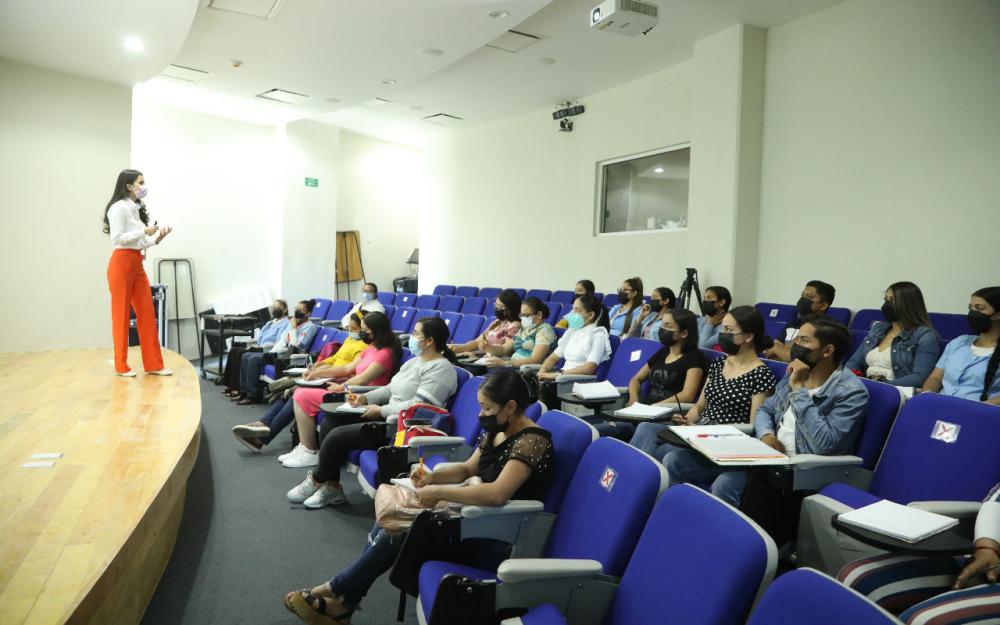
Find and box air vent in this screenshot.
[363,98,392,108]
[486,30,541,53]
[161,64,213,82]
[208,0,287,19]
[255,88,310,104]
[422,113,464,127]
[622,0,658,17]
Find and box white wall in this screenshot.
[757,0,1000,314]
[0,59,131,352]
[335,130,422,298]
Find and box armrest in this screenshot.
[788,455,869,492]
[497,559,603,584]
[519,364,543,373]
[462,500,545,518]
[909,501,982,519]
[386,414,399,424]
[320,320,343,327]
[406,436,467,447]
[787,454,864,470]
[555,374,597,383]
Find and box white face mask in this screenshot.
[520,315,536,330]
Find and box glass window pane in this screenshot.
[598,146,690,234]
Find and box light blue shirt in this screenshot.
[697,315,722,349]
[608,303,640,337]
[935,334,1000,401]
[258,317,290,347]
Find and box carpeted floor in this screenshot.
[141,374,421,625]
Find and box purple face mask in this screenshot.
[134,186,148,199]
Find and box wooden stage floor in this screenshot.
[0,348,201,625]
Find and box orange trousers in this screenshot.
[107,249,164,373]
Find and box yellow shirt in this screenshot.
[555,318,568,329]
[320,338,367,368]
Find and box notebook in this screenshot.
[838,500,959,543]
[390,477,418,492]
[614,403,675,419]
[571,380,620,400]
[334,404,368,414]
[284,367,308,375]
[294,377,332,387]
[668,425,788,465]
[667,425,745,442]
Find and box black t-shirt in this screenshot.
[476,426,553,502]
[645,348,709,403]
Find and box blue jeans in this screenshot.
[260,397,295,444]
[329,523,407,609]
[239,351,267,398]
[663,448,748,508]
[630,422,674,462]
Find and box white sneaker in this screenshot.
[282,445,319,468]
[287,471,320,503]
[146,369,173,376]
[278,444,302,463]
[304,484,347,509]
[116,370,137,378]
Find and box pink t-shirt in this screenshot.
[484,320,520,346]
[357,346,394,386]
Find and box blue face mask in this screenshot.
[348,332,360,341]
[361,292,374,302]
[408,335,423,356]
[564,312,585,330]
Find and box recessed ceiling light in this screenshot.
[420,48,444,57]
[123,36,145,53]
[654,167,664,173]
[256,88,311,104]
[488,9,509,18]
[381,79,397,85]
[535,57,557,66]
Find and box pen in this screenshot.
[418,456,425,480]
[696,434,743,438]
[346,385,357,401]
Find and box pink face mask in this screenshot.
[135,186,148,199]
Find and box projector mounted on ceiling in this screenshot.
[590,0,658,36]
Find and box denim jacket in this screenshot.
[754,367,869,456]
[844,322,939,387]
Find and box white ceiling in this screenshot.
[1,0,845,146]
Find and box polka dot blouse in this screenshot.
[476,427,553,501]
[697,358,777,424]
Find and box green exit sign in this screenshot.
[304,177,318,187]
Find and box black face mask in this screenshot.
[358,331,372,344]
[796,297,814,318]
[718,332,742,355]
[700,300,717,316]
[790,344,820,368]
[881,300,897,324]
[658,328,676,347]
[649,299,663,313]
[272,307,286,320]
[617,290,630,305]
[494,308,506,321]
[968,309,993,334]
[294,310,306,321]
[478,411,509,436]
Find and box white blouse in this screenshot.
[864,346,894,381]
[554,324,612,371]
[108,199,156,250]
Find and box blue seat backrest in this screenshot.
[448,377,485,445]
[602,293,620,309]
[761,358,787,382]
[593,292,604,304]
[553,326,566,339]
[432,285,455,296]
[850,308,885,332]
[764,320,787,344]
[484,299,496,318]
[607,337,662,387]
[827,307,851,327]
[508,288,527,299]
[849,329,867,358]
[455,286,479,298]
[526,289,551,302]
[755,302,797,324]
[535,410,599,513]
[870,392,1000,503]
[550,290,576,306]
[746,568,896,625]
[438,295,463,313]
[855,379,902,470]
[377,291,396,305]
[461,297,486,315]
[310,327,339,351]
[311,298,333,320]
[391,307,418,333]
[416,309,441,320]
[593,334,621,381]
[331,329,348,344]
[446,367,472,411]
[383,304,396,321]
[401,348,413,363]
[607,484,774,625]
[453,315,485,344]
[545,302,563,326]
[327,300,353,321]
[440,312,462,339]
[545,438,665,578]
[479,287,501,301]
[929,312,968,341]
[415,294,440,310]
[700,347,724,362]
[396,292,417,308]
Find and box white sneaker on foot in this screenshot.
[287,471,320,503]
[116,370,137,378]
[304,484,347,508]
[278,444,302,463]
[282,445,319,468]
[146,369,173,376]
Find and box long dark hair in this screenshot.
[665,308,699,353]
[416,317,458,363]
[620,276,644,334]
[480,369,532,413]
[363,311,402,374]
[103,169,148,234]
[494,289,523,323]
[576,280,595,296]
[973,286,1000,401]
[653,287,676,310]
[576,294,610,330]
[888,281,933,332]
[522,296,550,322]
[729,305,773,352]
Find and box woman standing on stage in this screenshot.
[103,169,174,377]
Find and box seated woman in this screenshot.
[697,285,731,349]
[341,282,384,326]
[625,287,676,340]
[449,289,522,356]
[231,312,400,453]
[844,281,939,386]
[235,299,319,405]
[922,286,1000,404]
[222,299,288,396]
[480,296,558,368]
[284,317,458,507]
[555,279,596,329]
[283,369,554,625]
[627,308,709,451]
[661,306,777,506]
[536,294,612,410]
[301,312,368,381]
[608,277,643,337]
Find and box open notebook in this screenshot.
[571,380,620,400]
[669,425,788,466]
[614,403,676,419]
[294,377,333,387]
[838,500,959,543]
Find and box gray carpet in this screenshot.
[141,375,421,625]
